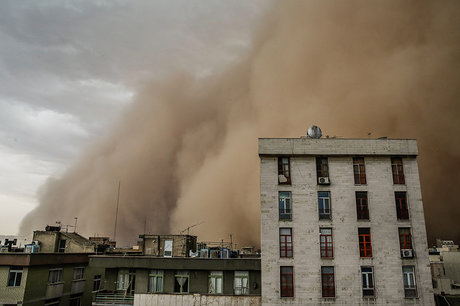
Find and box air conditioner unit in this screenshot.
[401,249,414,258]
[318,177,330,185]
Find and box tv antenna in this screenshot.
[180,221,204,235]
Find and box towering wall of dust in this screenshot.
[20,1,460,246]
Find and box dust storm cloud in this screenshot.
[20,1,460,246]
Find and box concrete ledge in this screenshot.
[259,138,418,156]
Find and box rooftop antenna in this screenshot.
[73,217,78,233]
[113,181,121,242]
[180,221,204,235]
[307,125,322,138]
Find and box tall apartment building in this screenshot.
[259,136,433,305]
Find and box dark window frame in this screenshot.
[356,191,369,220]
[279,191,292,221]
[316,157,329,179]
[395,192,409,220]
[279,228,293,258]
[391,157,405,184]
[278,157,291,185]
[7,266,23,287]
[318,191,331,220]
[358,228,373,258]
[353,157,367,185]
[280,266,294,298]
[320,228,333,258]
[402,266,417,298]
[361,266,375,297]
[321,266,335,298]
[399,228,413,250]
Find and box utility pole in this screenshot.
[113,181,121,242]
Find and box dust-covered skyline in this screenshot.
[10,1,460,246]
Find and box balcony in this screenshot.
[71,279,86,294]
[93,291,134,305]
[46,282,64,299]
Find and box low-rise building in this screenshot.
[139,234,196,257]
[0,253,104,305]
[430,240,460,304]
[89,255,261,305]
[33,226,95,253]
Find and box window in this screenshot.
[395,192,409,220]
[279,191,292,220]
[356,192,369,220]
[48,268,63,284]
[208,271,223,294]
[353,157,367,184]
[174,270,189,293]
[73,267,85,280]
[321,266,335,297]
[358,228,372,257]
[93,275,102,292]
[318,192,331,220]
[58,239,66,253]
[399,228,413,254]
[361,266,375,297]
[164,239,173,257]
[316,157,329,179]
[69,297,81,306]
[320,228,333,258]
[148,270,163,293]
[7,266,22,287]
[278,157,291,184]
[402,266,417,298]
[280,266,294,297]
[391,157,405,184]
[280,228,293,258]
[117,269,135,292]
[44,298,60,306]
[234,271,249,295]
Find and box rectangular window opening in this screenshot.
[318,192,331,220]
[279,228,293,258]
[7,266,23,287]
[361,266,375,297]
[148,270,164,293]
[320,228,333,258]
[316,157,330,184]
[391,157,405,184]
[278,157,291,184]
[356,191,369,220]
[358,228,372,257]
[279,191,292,221]
[280,266,294,298]
[403,266,417,298]
[209,271,223,294]
[395,192,409,220]
[321,266,335,297]
[353,157,367,185]
[234,271,249,295]
[174,270,189,293]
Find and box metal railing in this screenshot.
[94,291,134,305]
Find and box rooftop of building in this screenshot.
[259,137,418,156]
[0,252,91,266]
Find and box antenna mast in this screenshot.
[113,181,121,242]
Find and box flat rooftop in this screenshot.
[259,138,418,156]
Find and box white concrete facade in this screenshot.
[259,138,433,305]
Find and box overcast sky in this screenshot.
[0,0,269,234]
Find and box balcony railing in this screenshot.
[71,279,86,294]
[46,282,64,299]
[93,291,134,305]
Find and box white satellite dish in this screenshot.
[307,125,322,138]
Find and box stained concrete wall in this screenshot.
[0,266,27,305]
[260,138,433,305]
[134,293,261,306]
